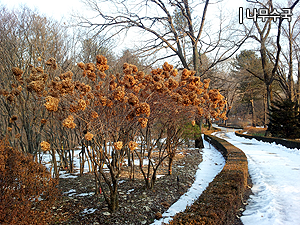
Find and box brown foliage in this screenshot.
[0,138,58,225]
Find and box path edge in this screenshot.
[235,131,300,150]
[169,134,251,225]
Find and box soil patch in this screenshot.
[51,148,203,225]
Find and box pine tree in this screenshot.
[267,99,300,139]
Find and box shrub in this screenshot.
[0,138,58,225]
[267,99,300,139]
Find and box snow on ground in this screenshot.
[212,129,300,225]
[151,138,225,225]
[82,208,97,214]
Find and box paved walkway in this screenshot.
[213,128,300,225]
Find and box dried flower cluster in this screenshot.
[77,55,109,82]
[138,118,148,128]
[0,81,22,103]
[44,96,59,112]
[85,132,94,141]
[45,57,57,70]
[40,141,50,152]
[128,141,138,151]
[113,141,123,150]
[26,65,48,95]
[41,119,47,124]
[48,71,75,97]
[12,67,23,82]
[63,115,76,129]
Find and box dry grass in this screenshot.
[243,126,267,136]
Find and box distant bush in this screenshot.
[0,138,58,225]
[267,99,300,139]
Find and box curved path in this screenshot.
[151,137,225,225]
[213,128,300,225]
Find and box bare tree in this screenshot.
[280,7,300,101]
[244,0,299,112]
[78,0,248,75]
[0,6,70,155]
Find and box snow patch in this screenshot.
[151,139,225,224]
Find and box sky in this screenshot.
[0,0,243,20]
[0,0,246,25]
[0,0,86,22]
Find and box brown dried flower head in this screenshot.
[132,85,141,93]
[91,111,99,119]
[138,118,148,128]
[45,58,57,70]
[181,69,192,80]
[96,55,109,72]
[86,63,95,72]
[63,115,76,129]
[12,67,23,81]
[41,119,47,124]
[170,69,178,77]
[135,103,150,117]
[165,78,178,90]
[85,132,94,141]
[163,62,173,72]
[128,141,138,151]
[78,99,87,111]
[77,62,85,70]
[128,93,139,106]
[135,71,145,80]
[114,141,123,151]
[27,80,45,94]
[41,141,50,152]
[44,96,59,112]
[113,86,125,101]
[59,71,73,80]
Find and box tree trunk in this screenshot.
[288,21,295,101]
[250,99,256,127]
[109,179,119,212]
[263,93,267,127]
[195,117,204,148]
[168,156,174,175]
[297,61,300,106]
[80,143,85,175]
[51,148,58,178]
[266,83,272,112]
[130,152,134,180]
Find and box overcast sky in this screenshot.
[0,0,247,22]
[0,0,86,21]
